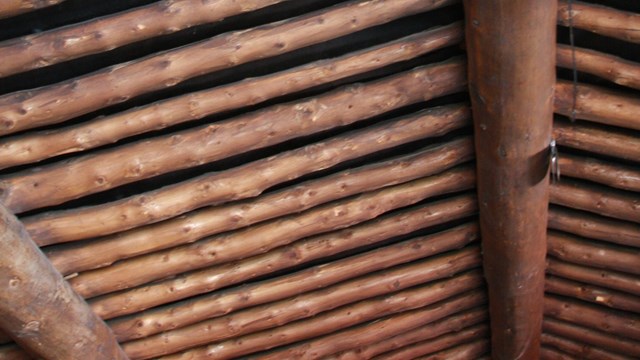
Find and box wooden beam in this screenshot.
[464,1,556,359]
[0,204,127,359]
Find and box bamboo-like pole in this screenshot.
[0,0,289,77]
[108,222,479,340]
[92,196,477,320]
[0,0,458,135]
[553,120,640,161]
[556,153,640,192]
[0,204,127,359]
[547,258,640,296]
[548,206,640,248]
[556,45,640,90]
[540,347,574,360]
[0,0,65,19]
[412,339,489,360]
[541,333,630,360]
[545,295,640,341]
[555,81,640,130]
[22,103,470,246]
[0,23,464,170]
[464,1,555,358]
[558,0,640,44]
[545,275,640,312]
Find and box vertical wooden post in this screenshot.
[463,1,556,359]
[0,204,128,359]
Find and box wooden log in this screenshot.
[0,23,464,169]
[0,344,30,360]
[108,222,479,340]
[550,180,640,224]
[0,0,289,77]
[545,295,640,341]
[120,252,482,359]
[540,346,574,360]
[558,0,640,44]
[544,317,640,357]
[0,204,127,359]
[0,0,65,19]
[548,206,640,248]
[555,80,640,130]
[411,339,489,360]
[69,166,476,299]
[545,275,640,312]
[47,136,473,275]
[541,333,632,360]
[553,120,640,162]
[464,1,555,359]
[0,0,458,135]
[548,231,640,275]
[21,103,471,246]
[555,153,640,192]
[547,257,640,296]
[159,284,486,360]
[556,45,640,90]
[92,196,477,320]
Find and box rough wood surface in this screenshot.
[553,120,640,161]
[545,275,640,312]
[547,257,640,296]
[412,339,489,360]
[541,333,632,360]
[0,0,458,135]
[540,346,574,360]
[0,0,65,19]
[0,23,464,169]
[0,204,127,360]
[558,0,640,44]
[556,153,640,192]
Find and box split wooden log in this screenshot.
[0,0,65,19]
[541,333,632,360]
[69,166,476,299]
[0,0,458,135]
[558,0,640,44]
[555,80,640,131]
[411,339,489,360]
[550,180,640,224]
[107,222,479,340]
[121,252,482,359]
[0,23,464,169]
[92,196,477,320]
[553,120,640,162]
[0,0,289,77]
[556,153,640,192]
[544,317,640,357]
[545,295,640,341]
[0,204,127,359]
[548,206,640,248]
[46,136,473,274]
[22,103,471,247]
[545,275,640,312]
[548,230,640,275]
[556,45,640,90]
[540,346,575,360]
[159,284,486,360]
[547,257,640,296]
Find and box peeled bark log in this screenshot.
[555,80,640,130]
[92,196,477,320]
[548,231,640,275]
[540,346,574,360]
[553,120,640,162]
[556,153,640,192]
[558,0,640,44]
[545,295,640,341]
[541,333,632,360]
[0,204,127,359]
[545,275,640,312]
[0,0,65,19]
[548,206,640,248]
[0,0,289,77]
[0,23,464,169]
[0,0,458,135]
[108,222,479,340]
[412,339,489,360]
[556,45,640,90]
[547,257,640,296]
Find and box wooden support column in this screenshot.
[463,1,556,359]
[0,204,128,359]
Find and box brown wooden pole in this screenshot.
[464,1,556,359]
[0,0,65,19]
[0,204,127,359]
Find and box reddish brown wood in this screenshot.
[545,275,640,312]
[553,120,640,162]
[558,0,640,44]
[540,347,574,360]
[0,344,30,360]
[0,0,65,19]
[556,153,640,192]
[412,339,489,360]
[464,1,556,358]
[541,333,632,360]
[0,204,127,359]
[546,258,640,296]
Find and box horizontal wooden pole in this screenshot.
[554,120,640,161]
[412,339,489,360]
[545,275,640,312]
[547,257,640,296]
[557,45,640,90]
[558,0,640,44]
[541,333,629,360]
[556,153,640,192]
[540,346,574,360]
[0,0,65,19]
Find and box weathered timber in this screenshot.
[541,333,632,360]
[558,0,640,44]
[555,80,640,130]
[545,295,640,341]
[540,346,574,360]
[69,167,476,298]
[556,153,640,192]
[547,257,640,296]
[0,23,464,169]
[0,204,127,359]
[557,45,640,90]
[464,1,556,359]
[22,103,470,246]
[553,120,640,161]
[412,339,489,360]
[0,0,458,135]
[92,196,477,320]
[108,222,479,340]
[0,0,65,19]
[548,206,640,248]
[0,0,288,77]
[545,275,640,312]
